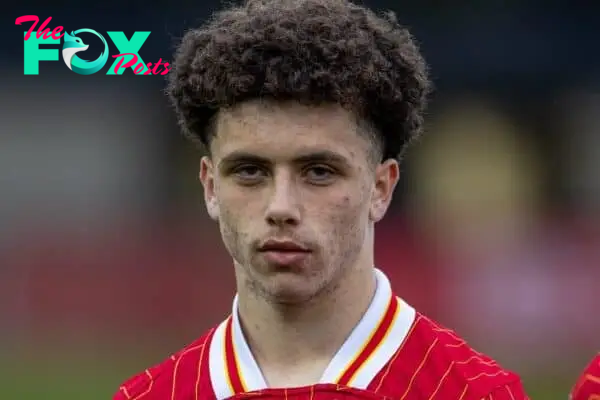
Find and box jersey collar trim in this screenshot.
[208,268,416,399]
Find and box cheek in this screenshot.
[216,185,255,225]
[218,206,239,247]
[216,193,255,260]
[318,195,366,248]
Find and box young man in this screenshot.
[570,353,600,400]
[114,0,529,398]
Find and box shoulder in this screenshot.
[571,352,600,400]
[385,313,528,398]
[112,329,215,400]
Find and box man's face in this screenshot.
[200,100,398,304]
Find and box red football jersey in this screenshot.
[571,353,600,400]
[114,269,528,399]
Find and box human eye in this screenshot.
[304,164,336,185]
[232,164,267,184]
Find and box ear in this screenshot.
[369,159,400,222]
[199,156,219,221]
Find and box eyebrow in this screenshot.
[218,150,350,169]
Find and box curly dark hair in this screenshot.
[167,0,431,161]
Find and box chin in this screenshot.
[256,272,323,305]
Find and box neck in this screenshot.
[235,263,376,384]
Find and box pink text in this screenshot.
[16,15,64,41]
[112,53,170,75]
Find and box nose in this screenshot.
[265,171,301,227]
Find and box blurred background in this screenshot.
[1,1,599,399]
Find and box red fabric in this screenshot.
[113,329,216,400]
[363,314,528,399]
[571,353,600,400]
[114,313,528,399]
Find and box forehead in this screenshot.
[211,100,370,161]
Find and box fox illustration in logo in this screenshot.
[62,29,108,75]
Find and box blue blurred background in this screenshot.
[1,1,599,399]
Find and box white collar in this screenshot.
[208,268,416,399]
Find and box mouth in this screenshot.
[258,239,311,266]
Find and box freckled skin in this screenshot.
[200,99,397,305]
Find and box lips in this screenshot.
[258,239,311,266]
[259,239,308,252]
